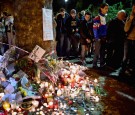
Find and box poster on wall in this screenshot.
[42,8,54,41]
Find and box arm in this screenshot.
[124,17,133,32]
[80,21,87,39]
[93,17,100,39]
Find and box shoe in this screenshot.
[92,66,99,69]
[81,60,87,66]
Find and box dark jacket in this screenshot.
[107,18,126,43]
[80,19,92,45]
[56,13,69,34]
[65,16,80,36]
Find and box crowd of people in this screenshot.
[0,11,15,55]
[0,2,135,77]
[55,2,135,76]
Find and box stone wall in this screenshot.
[1,0,55,52]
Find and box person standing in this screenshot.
[65,9,80,58]
[106,10,126,69]
[92,3,109,68]
[119,3,135,76]
[55,8,69,58]
[80,12,92,65]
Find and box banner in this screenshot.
[42,8,54,41]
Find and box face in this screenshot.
[71,13,76,19]
[85,14,91,21]
[117,12,126,21]
[60,11,65,17]
[101,6,109,15]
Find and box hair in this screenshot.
[85,12,91,16]
[3,11,8,16]
[59,8,65,12]
[70,9,76,14]
[117,10,126,15]
[99,3,109,13]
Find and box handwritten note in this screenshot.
[28,45,46,63]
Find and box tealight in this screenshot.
[94,79,98,83]
[57,89,62,96]
[32,100,39,107]
[44,82,49,87]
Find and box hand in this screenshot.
[130,14,134,21]
[86,38,91,43]
[76,28,78,32]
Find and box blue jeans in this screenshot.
[93,39,106,67]
[56,33,70,57]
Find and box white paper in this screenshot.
[42,8,54,41]
[2,93,16,102]
[28,45,46,62]
[8,77,17,87]
[16,70,29,78]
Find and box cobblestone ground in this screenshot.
[67,56,135,115]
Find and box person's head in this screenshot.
[99,3,109,15]
[131,3,135,16]
[117,10,126,21]
[81,10,85,16]
[59,8,65,17]
[2,11,8,18]
[84,12,91,21]
[70,9,77,19]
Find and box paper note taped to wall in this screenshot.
[42,8,54,41]
[28,45,46,63]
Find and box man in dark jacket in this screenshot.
[80,12,92,65]
[65,9,80,58]
[106,10,126,69]
[56,8,69,57]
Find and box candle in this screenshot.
[94,79,98,83]
[95,96,99,102]
[44,82,49,87]
[57,89,62,96]
[11,100,16,109]
[44,93,49,98]
[17,108,22,112]
[32,100,39,107]
[82,84,86,90]
[48,101,53,109]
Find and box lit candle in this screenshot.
[94,79,98,83]
[48,101,53,109]
[95,96,99,102]
[44,93,49,98]
[57,89,62,96]
[17,108,22,112]
[44,82,49,87]
[82,84,86,90]
[32,100,39,107]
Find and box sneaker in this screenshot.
[81,60,87,66]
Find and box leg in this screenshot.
[93,39,101,67]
